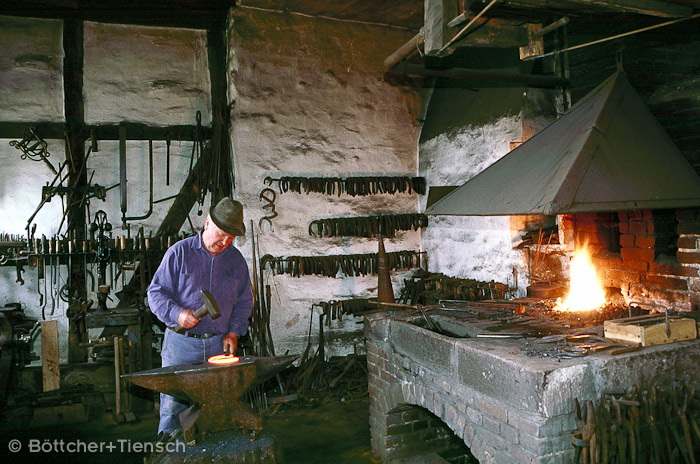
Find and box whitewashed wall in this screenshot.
[0,17,212,362]
[419,86,531,296]
[228,8,423,357]
[0,11,424,363]
[1,15,68,362]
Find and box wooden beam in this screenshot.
[88,123,213,142]
[41,320,60,392]
[207,22,234,203]
[384,17,525,68]
[392,63,570,87]
[0,0,233,29]
[384,30,424,69]
[0,122,212,141]
[63,18,88,364]
[569,0,691,18]
[501,0,691,18]
[424,0,461,54]
[120,21,232,304]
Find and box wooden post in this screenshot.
[63,18,88,363]
[41,320,60,392]
[114,337,123,417]
[425,0,460,54]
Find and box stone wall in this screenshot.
[566,209,700,312]
[365,311,700,464]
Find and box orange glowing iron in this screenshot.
[208,354,240,365]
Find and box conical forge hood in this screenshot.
[426,71,700,216]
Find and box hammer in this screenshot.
[175,290,221,334]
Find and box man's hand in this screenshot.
[177,309,201,329]
[223,332,238,355]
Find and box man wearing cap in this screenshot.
[148,197,254,438]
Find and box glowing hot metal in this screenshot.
[207,354,240,365]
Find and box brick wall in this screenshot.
[365,318,576,464]
[568,209,700,312]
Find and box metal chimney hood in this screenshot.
[426,71,700,216]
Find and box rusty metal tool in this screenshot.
[174,290,221,333]
[122,355,297,444]
[9,126,57,174]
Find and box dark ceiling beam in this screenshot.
[0,0,233,29]
[392,63,570,88]
[0,122,212,142]
[384,17,526,69]
[499,0,692,18]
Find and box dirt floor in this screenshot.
[0,397,378,463]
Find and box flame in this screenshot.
[208,354,240,365]
[556,244,606,312]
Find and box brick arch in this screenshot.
[370,382,477,463]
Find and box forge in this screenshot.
[367,227,700,463]
[365,299,700,463]
[122,355,296,444]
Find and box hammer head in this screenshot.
[197,289,221,320]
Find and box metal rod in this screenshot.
[122,139,154,224]
[438,0,501,54]
[526,13,700,60]
[534,17,569,38]
[119,123,127,227]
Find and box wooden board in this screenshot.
[41,320,60,392]
[604,315,698,347]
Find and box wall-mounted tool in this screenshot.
[259,249,423,278]
[309,213,428,238]
[165,139,171,186]
[25,162,67,239]
[189,111,206,215]
[9,126,57,175]
[119,128,154,230]
[89,210,112,312]
[264,176,427,196]
[258,188,277,234]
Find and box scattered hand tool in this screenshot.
[175,290,221,333]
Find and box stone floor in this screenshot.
[0,397,378,463]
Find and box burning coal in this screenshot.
[555,243,606,312]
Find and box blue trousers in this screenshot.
[158,328,225,435]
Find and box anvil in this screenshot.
[122,355,296,443]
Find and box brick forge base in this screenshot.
[365,313,700,464]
